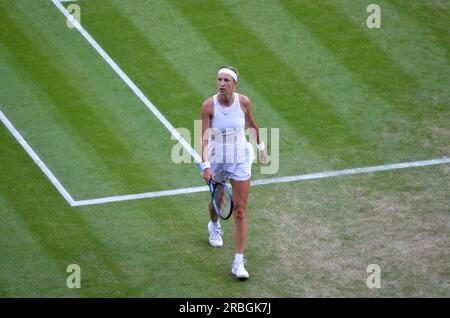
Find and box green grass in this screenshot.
[0,0,448,297]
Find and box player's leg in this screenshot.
[209,201,218,223]
[230,178,250,279]
[208,164,223,247]
[230,179,250,252]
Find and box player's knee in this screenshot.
[233,204,246,220]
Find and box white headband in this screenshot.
[218,68,238,82]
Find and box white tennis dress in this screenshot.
[208,93,254,182]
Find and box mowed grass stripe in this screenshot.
[59,0,216,185]
[249,166,450,297]
[113,0,221,98]
[0,194,76,297]
[0,1,136,199]
[333,1,450,94]
[0,5,145,198]
[279,1,421,112]
[387,0,450,60]
[221,0,438,164]
[0,126,135,297]
[14,0,194,176]
[77,1,204,131]
[117,0,330,176]
[280,0,447,162]
[331,0,450,107]
[0,45,122,200]
[75,196,261,297]
[169,0,389,167]
[332,1,450,108]
[328,0,450,158]
[1,1,191,198]
[0,3,114,198]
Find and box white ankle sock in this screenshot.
[234,253,244,263]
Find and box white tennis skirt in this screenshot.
[209,142,255,182]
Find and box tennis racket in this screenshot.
[209,178,233,220]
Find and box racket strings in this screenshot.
[214,184,232,218]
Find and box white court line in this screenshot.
[47,0,450,207]
[251,157,450,186]
[72,185,210,207]
[1,105,448,207]
[72,158,450,207]
[0,110,76,206]
[51,0,203,167]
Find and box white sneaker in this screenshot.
[208,221,223,247]
[232,259,249,280]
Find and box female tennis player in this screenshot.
[200,66,266,280]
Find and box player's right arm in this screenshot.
[201,98,214,183]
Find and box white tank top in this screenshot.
[209,93,249,164]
